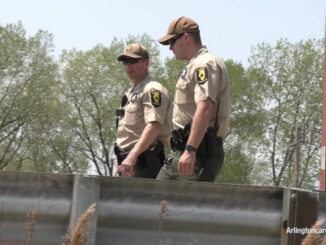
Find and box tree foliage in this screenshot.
[217,60,258,185]
[218,39,324,188]
[247,39,323,188]
[0,22,70,172]
[0,22,324,188]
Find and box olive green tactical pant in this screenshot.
[156,138,224,182]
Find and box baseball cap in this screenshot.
[158,16,200,45]
[117,43,149,61]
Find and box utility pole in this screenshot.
[320,16,326,191]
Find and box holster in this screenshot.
[170,123,191,152]
[114,141,165,178]
[114,143,128,165]
[169,124,218,174]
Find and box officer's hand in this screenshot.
[178,151,196,176]
[121,154,137,177]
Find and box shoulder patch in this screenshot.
[151,91,161,107]
[196,67,208,85]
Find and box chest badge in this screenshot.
[151,91,161,107]
[130,93,138,103]
[196,67,208,84]
[180,68,187,78]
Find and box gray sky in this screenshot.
[1,0,325,66]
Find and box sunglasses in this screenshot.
[122,58,142,65]
[169,33,184,45]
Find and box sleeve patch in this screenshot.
[196,67,208,84]
[151,91,161,107]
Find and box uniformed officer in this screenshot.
[114,43,171,178]
[156,17,230,182]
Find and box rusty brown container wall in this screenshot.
[320,18,326,191]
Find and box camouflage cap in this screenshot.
[117,43,149,61]
[158,16,200,45]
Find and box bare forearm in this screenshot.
[187,99,213,147]
[129,122,162,158]
[178,100,213,176]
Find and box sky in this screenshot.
[0,0,325,67]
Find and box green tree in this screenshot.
[2,21,323,188]
[61,42,125,175]
[217,59,262,185]
[0,22,88,173]
[0,23,55,170]
[162,57,186,96]
[245,39,323,188]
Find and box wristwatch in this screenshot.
[186,144,197,152]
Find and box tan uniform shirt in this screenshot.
[173,46,230,138]
[117,73,171,152]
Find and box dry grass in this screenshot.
[158,200,170,245]
[301,220,326,245]
[9,199,199,245]
[63,203,96,245]
[25,201,40,245]
[157,200,197,245]
[158,200,168,233]
[0,201,96,245]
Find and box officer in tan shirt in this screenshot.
[156,17,230,182]
[115,43,171,178]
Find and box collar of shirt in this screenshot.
[188,46,208,65]
[128,73,152,94]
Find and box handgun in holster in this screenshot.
[114,141,165,178]
[114,143,128,165]
[113,143,128,177]
[170,123,191,152]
